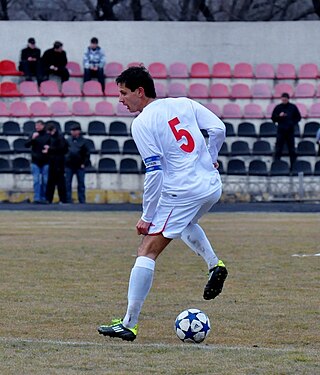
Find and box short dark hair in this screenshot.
[53,41,63,49]
[46,121,57,132]
[281,92,290,99]
[91,37,98,44]
[116,66,157,99]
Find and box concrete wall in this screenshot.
[0,21,319,67]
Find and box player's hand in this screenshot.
[213,162,219,169]
[136,218,151,235]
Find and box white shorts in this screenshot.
[148,187,222,239]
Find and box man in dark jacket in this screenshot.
[45,122,68,204]
[25,120,50,204]
[271,92,301,169]
[41,41,70,82]
[65,123,91,203]
[19,37,42,85]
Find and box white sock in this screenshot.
[122,256,155,329]
[181,223,219,270]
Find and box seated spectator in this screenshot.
[83,37,106,91]
[316,127,320,156]
[42,41,70,83]
[19,37,42,85]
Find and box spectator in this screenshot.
[316,127,320,156]
[19,37,42,85]
[65,123,91,204]
[83,37,106,91]
[25,120,50,204]
[42,41,70,83]
[271,92,301,170]
[45,122,68,204]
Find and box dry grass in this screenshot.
[0,210,319,374]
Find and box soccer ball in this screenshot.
[174,308,211,343]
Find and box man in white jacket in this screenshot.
[83,37,106,91]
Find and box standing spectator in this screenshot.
[65,123,91,204]
[271,92,301,170]
[25,120,50,204]
[19,37,42,85]
[316,127,320,156]
[42,41,70,83]
[83,37,106,91]
[45,122,68,204]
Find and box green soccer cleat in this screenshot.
[97,319,138,342]
[203,260,228,300]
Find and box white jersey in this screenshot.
[131,97,226,222]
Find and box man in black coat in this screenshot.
[65,123,91,203]
[19,37,42,85]
[271,92,301,169]
[41,41,70,82]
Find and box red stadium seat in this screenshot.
[148,62,167,79]
[104,62,124,78]
[212,62,231,78]
[204,103,222,117]
[167,82,187,97]
[243,103,264,119]
[66,61,83,77]
[0,102,10,116]
[297,63,319,79]
[50,101,72,116]
[40,80,61,96]
[315,83,320,97]
[265,103,276,118]
[10,101,30,117]
[127,62,143,68]
[230,83,251,99]
[251,83,272,99]
[168,62,189,78]
[82,81,103,96]
[233,62,254,78]
[255,63,275,79]
[116,102,138,117]
[190,62,210,78]
[94,101,115,116]
[72,100,93,116]
[0,82,21,97]
[0,59,22,76]
[273,82,294,98]
[209,83,230,98]
[296,102,308,118]
[19,81,40,96]
[188,83,209,98]
[294,82,316,98]
[308,103,320,118]
[155,82,167,98]
[222,103,242,118]
[104,81,119,97]
[276,63,296,80]
[61,80,82,96]
[29,101,52,117]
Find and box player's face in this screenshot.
[118,83,143,112]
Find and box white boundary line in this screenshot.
[0,337,318,354]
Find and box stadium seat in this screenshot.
[255,63,275,79]
[248,159,268,176]
[243,103,264,118]
[217,159,224,175]
[209,83,230,98]
[0,158,12,173]
[190,62,210,78]
[225,122,236,137]
[233,62,254,79]
[314,160,320,175]
[98,157,118,173]
[237,122,257,137]
[120,158,140,174]
[104,81,119,96]
[0,139,13,154]
[291,160,312,176]
[154,82,167,98]
[296,102,308,118]
[251,83,272,99]
[148,62,167,79]
[212,62,232,78]
[10,101,30,117]
[302,121,319,138]
[167,82,187,97]
[297,63,319,79]
[61,80,82,96]
[50,101,72,116]
[40,80,61,96]
[265,103,276,118]
[316,84,320,97]
[72,101,93,116]
[296,140,316,156]
[270,160,290,176]
[115,102,138,117]
[23,121,36,135]
[19,81,40,96]
[230,83,251,99]
[227,159,247,175]
[308,103,320,117]
[101,139,120,154]
[204,103,222,117]
[230,140,250,156]
[66,61,83,77]
[2,121,22,135]
[88,120,107,136]
[276,63,296,79]
[85,139,98,155]
[12,157,30,173]
[0,82,21,97]
[109,121,128,136]
[83,81,103,96]
[188,83,209,98]
[94,101,115,116]
[123,139,139,155]
[64,120,81,134]
[294,82,315,98]
[0,102,10,116]
[29,101,52,117]
[222,103,242,118]
[0,59,22,76]
[127,62,143,68]
[168,62,189,78]
[13,138,30,153]
[219,142,229,156]
[273,82,294,98]
[259,121,277,137]
[104,62,124,78]
[252,140,272,155]
[294,123,301,138]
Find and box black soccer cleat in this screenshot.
[98,319,138,342]
[203,260,228,300]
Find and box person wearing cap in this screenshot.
[83,37,106,91]
[19,37,42,85]
[65,123,91,204]
[271,92,301,170]
[41,41,70,82]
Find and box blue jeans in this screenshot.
[31,163,49,202]
[65,167,86,203]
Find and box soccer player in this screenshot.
[98,66,228,341]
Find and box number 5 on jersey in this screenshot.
[168,117,195,153]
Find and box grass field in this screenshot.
[0,210,319,375]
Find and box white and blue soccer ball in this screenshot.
[174,308,211,343]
